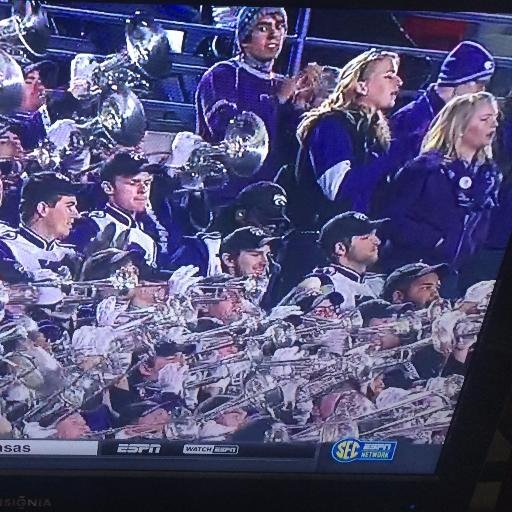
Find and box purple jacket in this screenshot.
[195,57,293,206]
[378,150,502,271]
[295,110,391,227]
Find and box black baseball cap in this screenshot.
[194,394,234,417]
[236,181,289,224]
[38,404,75,428]
[382,262,449,301]
[154,339,196,357]
[357,299,415,326]
[220,226,278,255]
[284,284,344,314]
[318,211,389,253]
[81,248,145,281]
[100,151,149,182]
[20,172,80,207]
[23,60,60,89]
[117,400,171,426]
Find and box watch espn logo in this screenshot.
[183,444,239,455]
[117,443,161,454]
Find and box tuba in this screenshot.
[25,86,148,174]
[0,1,50,112]
[71,11,172,99]
[0,1,50,61]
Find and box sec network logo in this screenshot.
[331,438,362,463]
[331,438,397,463]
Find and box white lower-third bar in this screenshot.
[0,440,98,455]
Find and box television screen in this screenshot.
[0,2,508,481]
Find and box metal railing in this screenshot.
[2,2,512,132]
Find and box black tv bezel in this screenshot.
[2,2,512,511]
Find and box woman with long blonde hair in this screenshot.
[293,48,403,228]
[379,91,502,292]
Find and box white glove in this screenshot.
[183,380,200,409]
[376,387,410,409]
[268,305,303,322]
[29,346,60,372]
[23,421,57,439]
[71,325,116,356]
[270,346,304,378]
[69,53,100,98]
[463,280,495,305]
[431,310,466,354]
[169,132,204,168]
[5,382,31,402]
[111,351,133,373]
[281,380,302,409]
[167,265,202,297]
[96,296,121,327]
[158,362,189,395]
[272,346,304,361]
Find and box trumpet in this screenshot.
[0,270,139,306]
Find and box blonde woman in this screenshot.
[294,49,403,228]
[379,91,501,287]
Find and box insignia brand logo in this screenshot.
[0,497,52,510]
[331,438,397,463]
[183,444,239,455]
[484,60,494,70]
[353,212,368,221]
[117,443,161,454]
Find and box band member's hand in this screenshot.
[169,132,204,169]
[276,75,298,104]
[158,361,189,395]
[96,296,121,327]
[28,268,62,282]
[168,265,201,297]
[268,305,303,321]
[71,325,115,357]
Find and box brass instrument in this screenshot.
[2,1,50,61]
[175,112,270,190]
[70,11,172,100]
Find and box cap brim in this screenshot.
[369,217,390,228]
[415,263,450,278]
[259,235,281,247]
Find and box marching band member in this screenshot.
[381,262,448,309]
[68,152,174,270]
[0,173,80,285]
[169,181,289,276]
[196,6,295,205]
[220,226,275,279]
[295,212,387,309]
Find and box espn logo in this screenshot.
[183,444,239,455]
[117,443,161,454]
